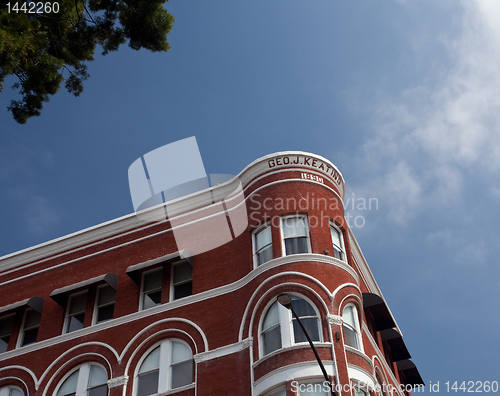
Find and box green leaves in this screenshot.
[0,0,174,124]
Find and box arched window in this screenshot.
[0,386,24,396]
[342,305,361,350]
[260,295,321,356]
[55,363,107,396]
[136,339,193,396]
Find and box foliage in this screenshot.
[0,0,174,124]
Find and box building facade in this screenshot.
[0,151,422,396]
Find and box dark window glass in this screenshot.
[285,237,309,255]
[97,304,114,323]
[142,269,162,310]
[174,282,192,300]
[21,309,41,346]
[88,385,107,396]
[293,318,320,343]
[66,292,87,333]
[137,371,159,396]
[67,313,85,333]
[0,315,15,353]
[171,360,193,389]
[257,245,273,266]
[263,325,282,355]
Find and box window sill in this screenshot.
[154,383,196,395]
[253,342,332,368]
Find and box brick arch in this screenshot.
[242,279,333,362]
[123,324,201,396]
[0,366,35,396]
[332,283,362,315]
[41,351,114,396]
[239,271,334,343]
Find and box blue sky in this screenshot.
[1,0,500,392]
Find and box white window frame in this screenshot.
[133,338,194,395]
[140,267,163,311]
[342,303,363,352]
[0,386,24,396]
[54,362,108,396]
[170,261,193,301]
[330,223,346,261]
[253,223,273,267]
[17,308,41,348]
[280,215,311,256]
[92,284,116,325]
[63,290,88,334]
[259,294,322,358]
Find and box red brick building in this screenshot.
[0,151,422,396]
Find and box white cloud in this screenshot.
[355,0,500,223]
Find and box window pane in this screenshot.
[173,263,192,284]
[263,325,282,355]
[137,371,159,396]
[331,226,341,247]
[342,306,356,327]
[0,315,15,338]
[97,304,114,323]
[69,293,87,315]
[293,318,320,343]
[139,347,160,373]
[354,390,367,396]
[57,370,79,396]
[24,309,41,329]
[344,325,358,349]
[263,303,279,330]
[285,237,309,255]
[171,360,193,389]
[172,341,192,364]
[291,297,316,317]
[283,217,307,238]
[21,328,38,346]
[67,313,85,333]
[88,385,107,396]
[88,365,107,387]
[0,336,9,353]
[9,389,25,396]
[333,247,343,260]
[97,286,115,306]
[174,282,192,300]
[256,226,272,250]
[257,245,273,265]
[143,270,162,292]
[143,291,161,310]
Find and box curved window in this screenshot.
[330,224,345,261]
[0,386,24,396]
[55,363,107,396]
[342,305,361,350]
[254,225,273,266]
[136,339,193,396]
[260,295,321,356]
[281,216,310,255]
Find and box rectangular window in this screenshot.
[94,285,115,324]
[19,308,41,347]
[0,314,15,353]
[65,291,88,333]
[172,262,193,300]
[254,225,273,266]
[141,268,162,310]
[330,224,345,261]
[281,216,310,255]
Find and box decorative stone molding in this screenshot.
[194,337,253,363]
[107,375,129,388]
[326,314,343,325]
